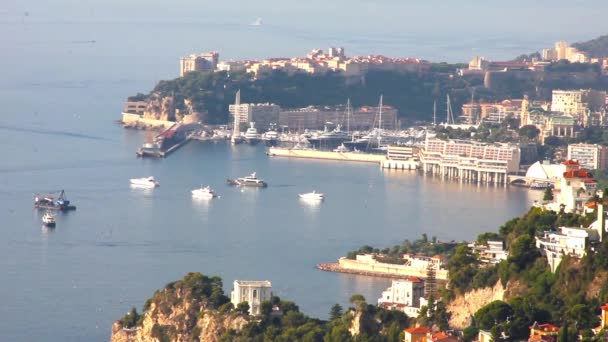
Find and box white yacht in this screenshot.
[299,191,325,200]
[227,172,267,187]
[244,122,261,145]
[262,124,279,146]
[191,186,218,199]
[130,176,160,188]
[42,211,56,227]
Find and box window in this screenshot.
[253,289,257,298]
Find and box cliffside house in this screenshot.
[536,204,606,272]
[377,277,428,316]
[528,322,560,342]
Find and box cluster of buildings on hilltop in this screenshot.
[178,48,430,80]
[542,40,593,64]
[228,101,397,131]
[461,40,608,96]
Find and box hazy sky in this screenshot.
[4,0,608,38]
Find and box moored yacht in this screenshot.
[227,172,267,187]
[262,124,279,146]
[42,211,56,227]
[299,191,325,200]
[244,122,261,145]
[130,176,160,188]
[191,186,218,199]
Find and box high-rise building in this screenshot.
[567,143,608,170]
[551,89,606,123]
[229,103,281,130]
[230,280,272,316]
[179,52,219,77]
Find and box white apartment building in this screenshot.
[568,143,608,170]
[179,52,219,77]
[536,217,603,272]
[468,240,509,264]
[216,61,247,72]
[230,280,273,315]
[228,103,281,130]
[551,89,606,121]
[378,277,427,317]
[420,138,521,184]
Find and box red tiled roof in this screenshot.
[562,160,580,166]
[405,327,430,334]
[563,169,593,179]
[432,332,449,341]
[530,323,560,332]
[601,303,608,310]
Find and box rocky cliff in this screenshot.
[143,93,177,122]
[110,273,247,342]
[111,306,247,342]
[446,281,506,330]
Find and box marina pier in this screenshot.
[267,147,386,163]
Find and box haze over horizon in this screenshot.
[2,0,608,62]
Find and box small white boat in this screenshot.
[299,191,325,200]
[42,211,56,227]
[192,186,218,199]
[130,176,159,188]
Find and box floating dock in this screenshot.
[267,147,386,164]
[136,123,200,158]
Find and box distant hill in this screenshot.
[572,34,608,58]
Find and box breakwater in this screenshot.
[317,257,448,280]
[267,147,386,163]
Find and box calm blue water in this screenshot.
[1,0,600,340]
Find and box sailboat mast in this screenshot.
[379,95,383,130]
[446,94,450,125]
[347,98,351,134]
[433,100,437,126]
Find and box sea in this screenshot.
[1,0,607,340]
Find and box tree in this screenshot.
[519,125,540,140]
[349,294,366,309]
[474,301,513,330]
[329,304,343,321]
[236,301,250,315]
[543,188,554,201]
[260,300,273,316]
[558,321,569,342]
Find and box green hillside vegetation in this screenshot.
[448,207,608,341]
[573,34,608,58]
[146,68,481,124]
